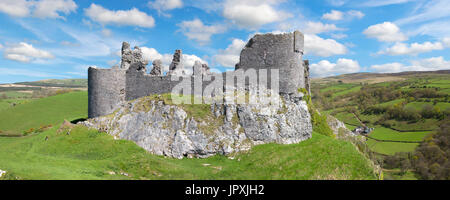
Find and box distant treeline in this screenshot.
[0,87,42,92]
[15,82,86,88]
[384,119,450,180]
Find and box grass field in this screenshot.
[0,91,377,180]
[0,91,87,135]
[0,126,377,180]
[0,91,32,98]
[0,99,32,111]
[313,73,449,158]
[366,139,419,155]
[369,127,429,142]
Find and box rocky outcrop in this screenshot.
[81,91,312,159]
[327,115,356,138]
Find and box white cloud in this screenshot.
[84,3,155,28]
[101,29,112,37]
[370,62,405,73]
[395,0,450,25]
[148,0,183,16]
[0,0,77,19]
[304,21,344,34]
[310,58,361,77]
[327,0,347,6]
[55,25,134,59]
[409,21,450,38]
[222,0,292,29]
[322,10,364,21]
[213,38,246,68]
[347,10,364,19]
[363,22,407,42]
[361,0,416,7]
[0,0,31,17]
[3,42,54,63]
[410,56,450,71]
[443,37,450,47]
[378,41,444,56]
[322,10,343,20]
[370,56,450,73]
[177,19,227,45]
[304,34,348,57]
[107,60,118,66]
[331,33,347,39]
[33,0,77,19]
[140,47,207,73]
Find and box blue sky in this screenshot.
[1,0,450,83]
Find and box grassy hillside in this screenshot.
[312,71,450,179]
[15,79,87,88]
[0,91,87,135]
[0,91,377,180]
[0,127,377,180]
[312,72,449,155]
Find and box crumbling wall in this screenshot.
[88,30,308,118]
[303,60,311,94]
[236,31,305,95]
[125,69,217,101]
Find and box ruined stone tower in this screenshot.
[88,30,309,118]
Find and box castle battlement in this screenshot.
[88,30,310,118]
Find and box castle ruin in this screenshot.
[88,30,311,118]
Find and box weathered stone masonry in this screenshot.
[88,30,310,118]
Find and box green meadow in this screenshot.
[0,91,377,180]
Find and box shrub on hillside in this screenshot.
[412,119,450,180]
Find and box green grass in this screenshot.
[334,112,360,126]
[0,91,377,180]
[0,91,32,98]
[384,169,418,180]
[0,126,377,180]
[365,126,430,155]
[405,101,450,111]
[16,79,87,88]
[378,99,405,107]
[0,99,32,111]
[0,91,87,135]
[332,86,361,98]
[369,126,429,142]
[366,139,419,155]
[388,119,439,131]
[320,83,358,93]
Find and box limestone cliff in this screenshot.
[81,92,312,159]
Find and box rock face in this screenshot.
[81,92,312,159]
[327,115,356,138]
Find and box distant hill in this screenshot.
[312,70,450,84]
[14,79,87,88]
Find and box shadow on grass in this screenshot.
[71,118,88,124]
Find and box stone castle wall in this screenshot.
[88,30,309,118]
[88,68,126,118]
